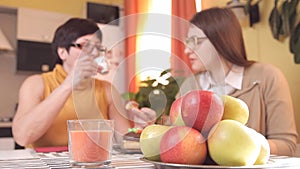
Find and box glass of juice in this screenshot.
[67,119,114,167]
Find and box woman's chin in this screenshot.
[191,67,206,74]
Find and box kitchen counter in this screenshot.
[0,122,12,128]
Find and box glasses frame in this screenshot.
[70,43,84,49]
[185,36,207,49]
[70,42,107,54]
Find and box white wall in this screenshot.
[0,8,32,119]
[0,52,32,118]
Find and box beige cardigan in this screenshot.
[179,62,298,156]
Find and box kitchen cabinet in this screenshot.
[16,8,72,72]
[0,122,14,150]
[17,8,71,43]
[0,122,24,150]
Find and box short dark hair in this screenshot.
[51,18,102,65]
[190,7,254,67]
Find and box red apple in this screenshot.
[181,90,224,136]
[160,126,207,165]
[169,97,185,126]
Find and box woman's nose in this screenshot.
[90,46,100,57]
[184,46,192,55]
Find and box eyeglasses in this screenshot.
[185,36,207,49]
[70,42,107,54]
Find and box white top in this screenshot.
[198,64,244,95]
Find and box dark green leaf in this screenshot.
[244,0,252,15]
[269,0,282,40]
[295,40,300,52]
[293,37,300,55]
[281,1,290,36]
[294,53,300,64]
[290,22,300,64]
[289,0,300,33]
[281,0,299,37]
[121,92,136,101]
[290,23,300,53]
[160,69,171,76]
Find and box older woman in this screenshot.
[12,18,155,148]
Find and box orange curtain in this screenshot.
[124,0,150,128]
[124,0,138,93]
[171,0,196,77]
[124,0,149,93]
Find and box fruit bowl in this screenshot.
[140,157,279,169]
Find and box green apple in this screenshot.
[222,95,249,125]
[140,124,173,161]
[208,120,260,166]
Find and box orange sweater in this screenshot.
[30,64,108,147]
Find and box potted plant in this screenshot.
[122,69,185,124]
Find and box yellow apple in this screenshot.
[222,95,249,125]
[247,128,270,165]
[207,119,260,166]
[140,124,173,161]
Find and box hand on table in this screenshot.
[126,101,157,129]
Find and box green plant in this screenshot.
[122,69,185,123]
[269,0,300,63]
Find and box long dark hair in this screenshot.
[51,18,102,65]
[190,7,254,67]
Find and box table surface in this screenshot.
[0,148,154,169]
[1,149,300,169]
